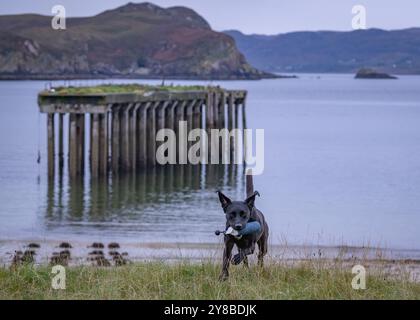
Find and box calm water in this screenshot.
[0,74,419,250]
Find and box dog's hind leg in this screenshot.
[219,239,234,281]
[257,243,265,267]
[257,232,268,268]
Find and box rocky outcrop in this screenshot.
[355,68,398,79]
[0,2,272,80]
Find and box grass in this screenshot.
[1,260,419,300]
[42,84,208,95]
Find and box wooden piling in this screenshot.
[186,100,196,151]
[228,93,234,131]
[58,113,64,170]
[147,102,158,166]
[218,92,226,162]
[193,100,202,130]
[135,103,143,168]
[156,101,169,165]
[111,106,121,173]
[234,102,240,164]
[47,113,55,178]
[175,101,187,164]
[121,104,133,171]
[68,114,78,178]
[157,101,169,132]
[89,114,93,163]
[76,114,85,175]
[213,91,219,129]
[227,93,234,162]
[205,92,214,161]
[219,92,226,129]
[91,113,100,178]
[138,102,150,167]
[241,97,248,164]
[99,113,108,175]
[166,101,177,132]
[192,100,204,164]
[131,103,141,172]
[205,91,214,130]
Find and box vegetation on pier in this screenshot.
[41,84,209,95]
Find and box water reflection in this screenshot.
[44,164,245,241]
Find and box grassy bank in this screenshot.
[1,260,419,300]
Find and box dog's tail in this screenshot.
[246,169,254,198]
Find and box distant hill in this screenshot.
[0,2,271,80]
[225,28,420,74]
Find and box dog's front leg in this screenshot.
[232,243,255,265]
[220,238,234,281]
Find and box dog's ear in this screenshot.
[245,191,260,210]
[217,191,232,211]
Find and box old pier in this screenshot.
[38,86,248,179]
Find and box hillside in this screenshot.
[225,28,420,74]
[0,2,270,80]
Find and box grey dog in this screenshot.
[217,173,269,280]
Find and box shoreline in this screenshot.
[1,72,420,81]
[0,73,285,81]
[2,239,420,267]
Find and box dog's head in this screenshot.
[217,190,260,231]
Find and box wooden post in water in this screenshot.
[89,114,93,163]
[91,113,100,178]
[147,102,158,166]
[138,102,151,167]
[99,113,108,175]
[166,101,177,132]
[111,105,120,173]
[205,91,214,162]
[234,101,239,129]
[131,103,141,172]
[228,93,234,131]
[219,92,226,129]
[76,114,85,175]
[213,91,219,130]
[58,113,64,171]
[121,104,132,171]
[135,103,143,168]
[234,100,240,164]
[186,100,196,151]
[68,114,78,178]
[206,91,214,130]
[192,100,204,164]
[218,92,226,163]
[156,101,169,165]
[175,101,187,164]
[47,113,55,178]
[241,95,248,165]
[227,93,234,163]
[157,101,169,133]
[192,100,201,130]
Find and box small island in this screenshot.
[355,68,398,79]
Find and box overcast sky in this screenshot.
[1,0,418,34]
